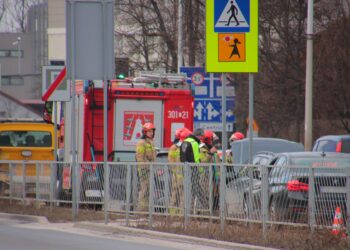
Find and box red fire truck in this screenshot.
[74,72,194,162]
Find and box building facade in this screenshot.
[0,3,48,105]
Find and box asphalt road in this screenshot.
[0,214,235,250]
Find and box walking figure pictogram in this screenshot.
[229,38,241,58]
[226,1,239,26]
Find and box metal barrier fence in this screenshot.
[0,160,349,232]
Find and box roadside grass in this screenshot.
[0,199,348,250]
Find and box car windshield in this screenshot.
[315,140,337,152]
[0,131,52,147]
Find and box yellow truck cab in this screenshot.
[0,119,56,197]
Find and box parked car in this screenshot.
[225,137,304,214]
[312,135,350,153]
[225,151,276,217]
[242,152,350,223]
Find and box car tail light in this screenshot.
[336,141,342,152]
[286,180,309,192]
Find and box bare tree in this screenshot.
[234,0,308,141]
[0,0,6,23]
[313,13,350,136]
[3,0,42,32]
[115,0,206,73]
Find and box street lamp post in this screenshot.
[12,37,21,75]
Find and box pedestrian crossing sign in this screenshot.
[206,0,258,73]
[214,0,250,33]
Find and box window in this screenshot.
[0,49,23,58]
[50,60,65,66]
[1,77,10,85]
[341,139,350,153]
[10,50,23,57]
[0,131,52,147]
[0,50,9,57]
[10,77,24,85]
[1,76,23,85]
[316,140,336,152]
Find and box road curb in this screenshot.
[75,221,279,250]
[0,212,49,224]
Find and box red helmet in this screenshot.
[175,128,184,140]
[142,122,155,133]
[202,130,214,146]
[179,128,192,142]
[230,131,245,142]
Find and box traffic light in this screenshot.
[115,57,129,79]
[117,73,125,79]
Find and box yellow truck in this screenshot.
[0,119,56,197]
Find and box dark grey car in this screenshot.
[243,152,350,224]
[313,135,350,153]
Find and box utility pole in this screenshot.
[304,0,314,150]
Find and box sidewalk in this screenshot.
[74,220,279,250]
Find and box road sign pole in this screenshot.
[248,73,254,221]
[68,1,78,221]
[220,73,227,232]
[177,0,183,73]
[248,74,254,164]
[222,74,227,163]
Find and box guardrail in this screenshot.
[1,160,349,235]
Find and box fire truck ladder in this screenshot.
[88,80,112,159]
[131,71,189,89]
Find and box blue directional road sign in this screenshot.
[214,0,250,33]
[180,67,235,126]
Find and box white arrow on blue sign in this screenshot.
[194,99,235,123]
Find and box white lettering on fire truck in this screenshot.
[167,110,189,119]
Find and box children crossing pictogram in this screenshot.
[218,33,246,62]
[214,0,250,33]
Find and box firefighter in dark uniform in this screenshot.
[180,128,208,210]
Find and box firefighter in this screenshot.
[199,130,220,212]
[168,127,191,213]
[228,131,245,163]
[199,130,217,163]
[180,128,208,210]
[135,122,157,210]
